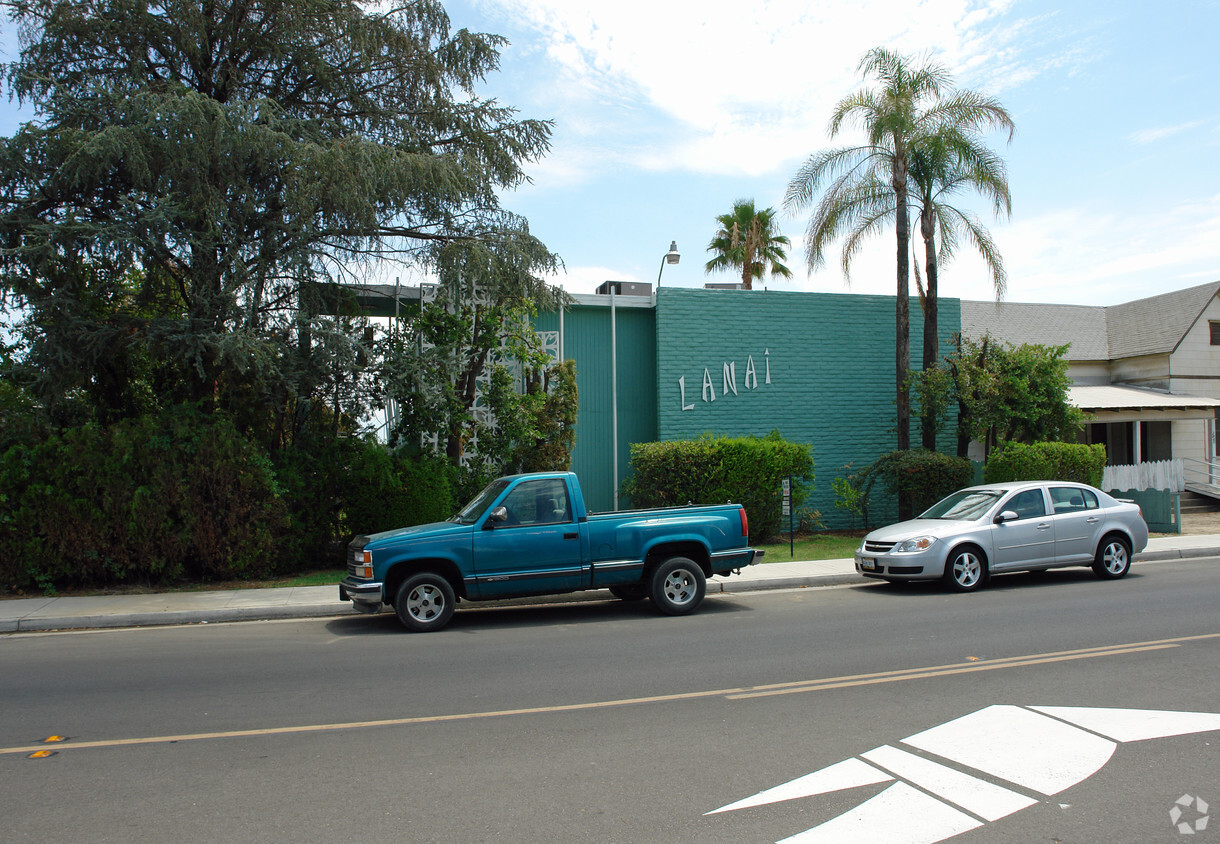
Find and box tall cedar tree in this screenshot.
[0,0,556,431]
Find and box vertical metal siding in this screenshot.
[535,301,657,512]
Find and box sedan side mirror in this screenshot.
[994,510,1019,524]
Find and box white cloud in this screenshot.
[1129,122,1204,145]
[478,0,1071,181]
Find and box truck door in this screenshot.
[470,477,586,598]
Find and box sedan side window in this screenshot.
[1051,487,1100,513]
[1006,489,1047,520]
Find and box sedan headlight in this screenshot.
[895,536,936,553]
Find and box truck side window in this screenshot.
[500,479,573,526]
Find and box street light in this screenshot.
[657,240,680,286]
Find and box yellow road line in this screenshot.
[6,631,1218,757]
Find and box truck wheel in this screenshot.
[609,584,647,601]
[649,557,706,616]
[395,573,456,632]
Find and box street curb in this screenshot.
[4,575,862,633]
[1138,546,1220,562]
[710,574,864,592]
[6,604,351,633]
[4,550,1217,633]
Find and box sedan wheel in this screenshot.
[943,547,986,593]
[1092,536,1131,579]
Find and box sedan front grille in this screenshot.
[864,540,896,554]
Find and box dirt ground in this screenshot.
[1176,509,1220,535]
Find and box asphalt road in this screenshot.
[3,557,1219,843]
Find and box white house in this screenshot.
[962,280,1220,488]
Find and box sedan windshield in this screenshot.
[451,478,511,525]
[920,489,1006,521]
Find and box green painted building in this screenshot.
[536,286,962,526]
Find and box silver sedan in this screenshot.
[854,481,1150,592]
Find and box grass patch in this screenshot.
[756,531,863,563]
[284,569,347,587]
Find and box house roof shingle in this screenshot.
[961,280,1220,361]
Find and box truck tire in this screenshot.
[395,572,456,632]
[649,557,706,616]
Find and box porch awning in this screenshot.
[1069,385,1220,422]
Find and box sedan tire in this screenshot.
[1092,535,1132,580]
[943,546,987,593]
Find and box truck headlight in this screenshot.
[896,536,936,553]
[353,550,373,578]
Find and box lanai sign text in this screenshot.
[678,349,772,411]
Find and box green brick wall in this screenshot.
[654,287,961,528]
[537,287,961,525]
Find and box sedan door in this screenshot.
[1049,486,1103,564]
[990,487,1056,570]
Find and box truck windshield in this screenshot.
[451,478,511,525]
[920,489,1005,521]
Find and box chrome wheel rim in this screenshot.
[663,569,697,606]
[407,584,446,622]
[952,553,981,588]
[1102,543,1128,575]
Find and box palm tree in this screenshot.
[786,48,951,455]
[785,47,1013,460]
[908,118,1013,449]
[704,200,793,290]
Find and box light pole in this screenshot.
[657,240,680,286]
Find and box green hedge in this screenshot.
[983,441,1106,487]
[621,433,814,541]
[0,406,287,590]
[861,449,976,518]
[273,437,456,567]
[0,407,461,593]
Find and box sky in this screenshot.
[0,0,1217,308]
[440,0,1220,306]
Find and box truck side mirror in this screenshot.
[484,506,508,529]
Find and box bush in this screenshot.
[273,437,457,569]
[984,441,1106,487]
[861,450,976,518]
[0,405,287,591]
[621,432,814,541]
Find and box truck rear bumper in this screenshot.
[339,578,384,614]
[749,549,765,565]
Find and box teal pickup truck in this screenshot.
[339,471,763,631]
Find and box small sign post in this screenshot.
[781,477,793,557]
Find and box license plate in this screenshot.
[860,557,876,571]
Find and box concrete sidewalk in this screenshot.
[3,533,1217,634]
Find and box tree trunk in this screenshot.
[893,153,912,519]
[921,208,939,450]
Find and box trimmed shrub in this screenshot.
[0,405,286,591]
[984,441,1106,487]
[621,433,814,541]
[861,450,976,518]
